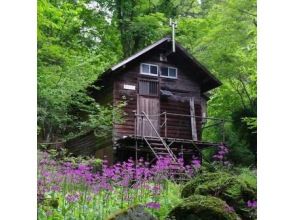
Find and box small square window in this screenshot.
[139,80,159,96]
[140,63,158,76]
[169,68,176,77]
[160,66,177,78]
[142,64,149,73]
[150,65,158,75]
[161,67,169,76]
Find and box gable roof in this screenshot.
[111,37,170,72]
[93,36,221,92]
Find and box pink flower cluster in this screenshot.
[213,143,229,162]
[37,151,201,208]
[247,200,257,209]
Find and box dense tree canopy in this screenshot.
[38,0,256,166]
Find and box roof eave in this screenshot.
[111,37,171,72]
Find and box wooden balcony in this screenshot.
[134,112,226,144]
[116,111,227,161]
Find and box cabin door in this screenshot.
[137,79,160,137]
[137,96,160,137]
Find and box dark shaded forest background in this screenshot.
[37,0,256,166]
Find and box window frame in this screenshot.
[140,63,159,76]
[160,66,178,79]
[138,78,159,97]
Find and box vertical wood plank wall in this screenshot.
[113,51,205,142]
[113,65,138,141]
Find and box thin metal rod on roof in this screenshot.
[169,18,177,52]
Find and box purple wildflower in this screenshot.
[225,205,235,213]
[65,192,80,203]
[213,144,229,163]
[146,202,161,209]
[247,200,257,209]
[51,185,60,192]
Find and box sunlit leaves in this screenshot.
[38,0,122,140]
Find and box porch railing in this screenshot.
[134,111,227,143]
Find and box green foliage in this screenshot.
[38,180,182,220]
[242,117,257,131]
[154,182,183,219]
[130,13,169,50]
[38,147,103,172]
[38,0,123,141]
[175,0,257,165]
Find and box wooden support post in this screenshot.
[181,144,184,160]
[190,97,198,141]
[134,111,137,137]
[135,138,138,168]
[141,115,144,138]
[164,112,167,139]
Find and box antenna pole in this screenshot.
[169,18,177,53]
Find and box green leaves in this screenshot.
[174,0,256,165]
[38,0,122,141]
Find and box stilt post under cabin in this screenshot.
[190,97,198,141]
[135,138,138,167]
[164,112,167,139]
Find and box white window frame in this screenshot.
[140,63,159,76]
[160,66,178,79]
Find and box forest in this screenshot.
[37,0,257,219]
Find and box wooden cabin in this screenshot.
[66,37,222,164]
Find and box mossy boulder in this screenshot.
[167,195,240,220]
[107,205,157,220]
[181,169,257,220]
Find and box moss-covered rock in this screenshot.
[181,169,257,220]
[106,205,157,220]
[182,172,236,198]
[167,195,240,220]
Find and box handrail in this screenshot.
[135,111,227,144]
[135,112,228,122]
[143,137,159,160]
[135,111,167,117]
[141,111,177,162]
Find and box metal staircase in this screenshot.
[141,112,189,180]
[141,111,177,161]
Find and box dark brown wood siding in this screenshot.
[160,99,192,139]
[113,65,138,141]
[65,130,113,162]
[112,50,203,141]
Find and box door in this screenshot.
[137,79,160,137]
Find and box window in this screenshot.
[140,63,158,76]
[139,79,159,96]
[160,66,177,78]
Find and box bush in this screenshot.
[168,195,240,220]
